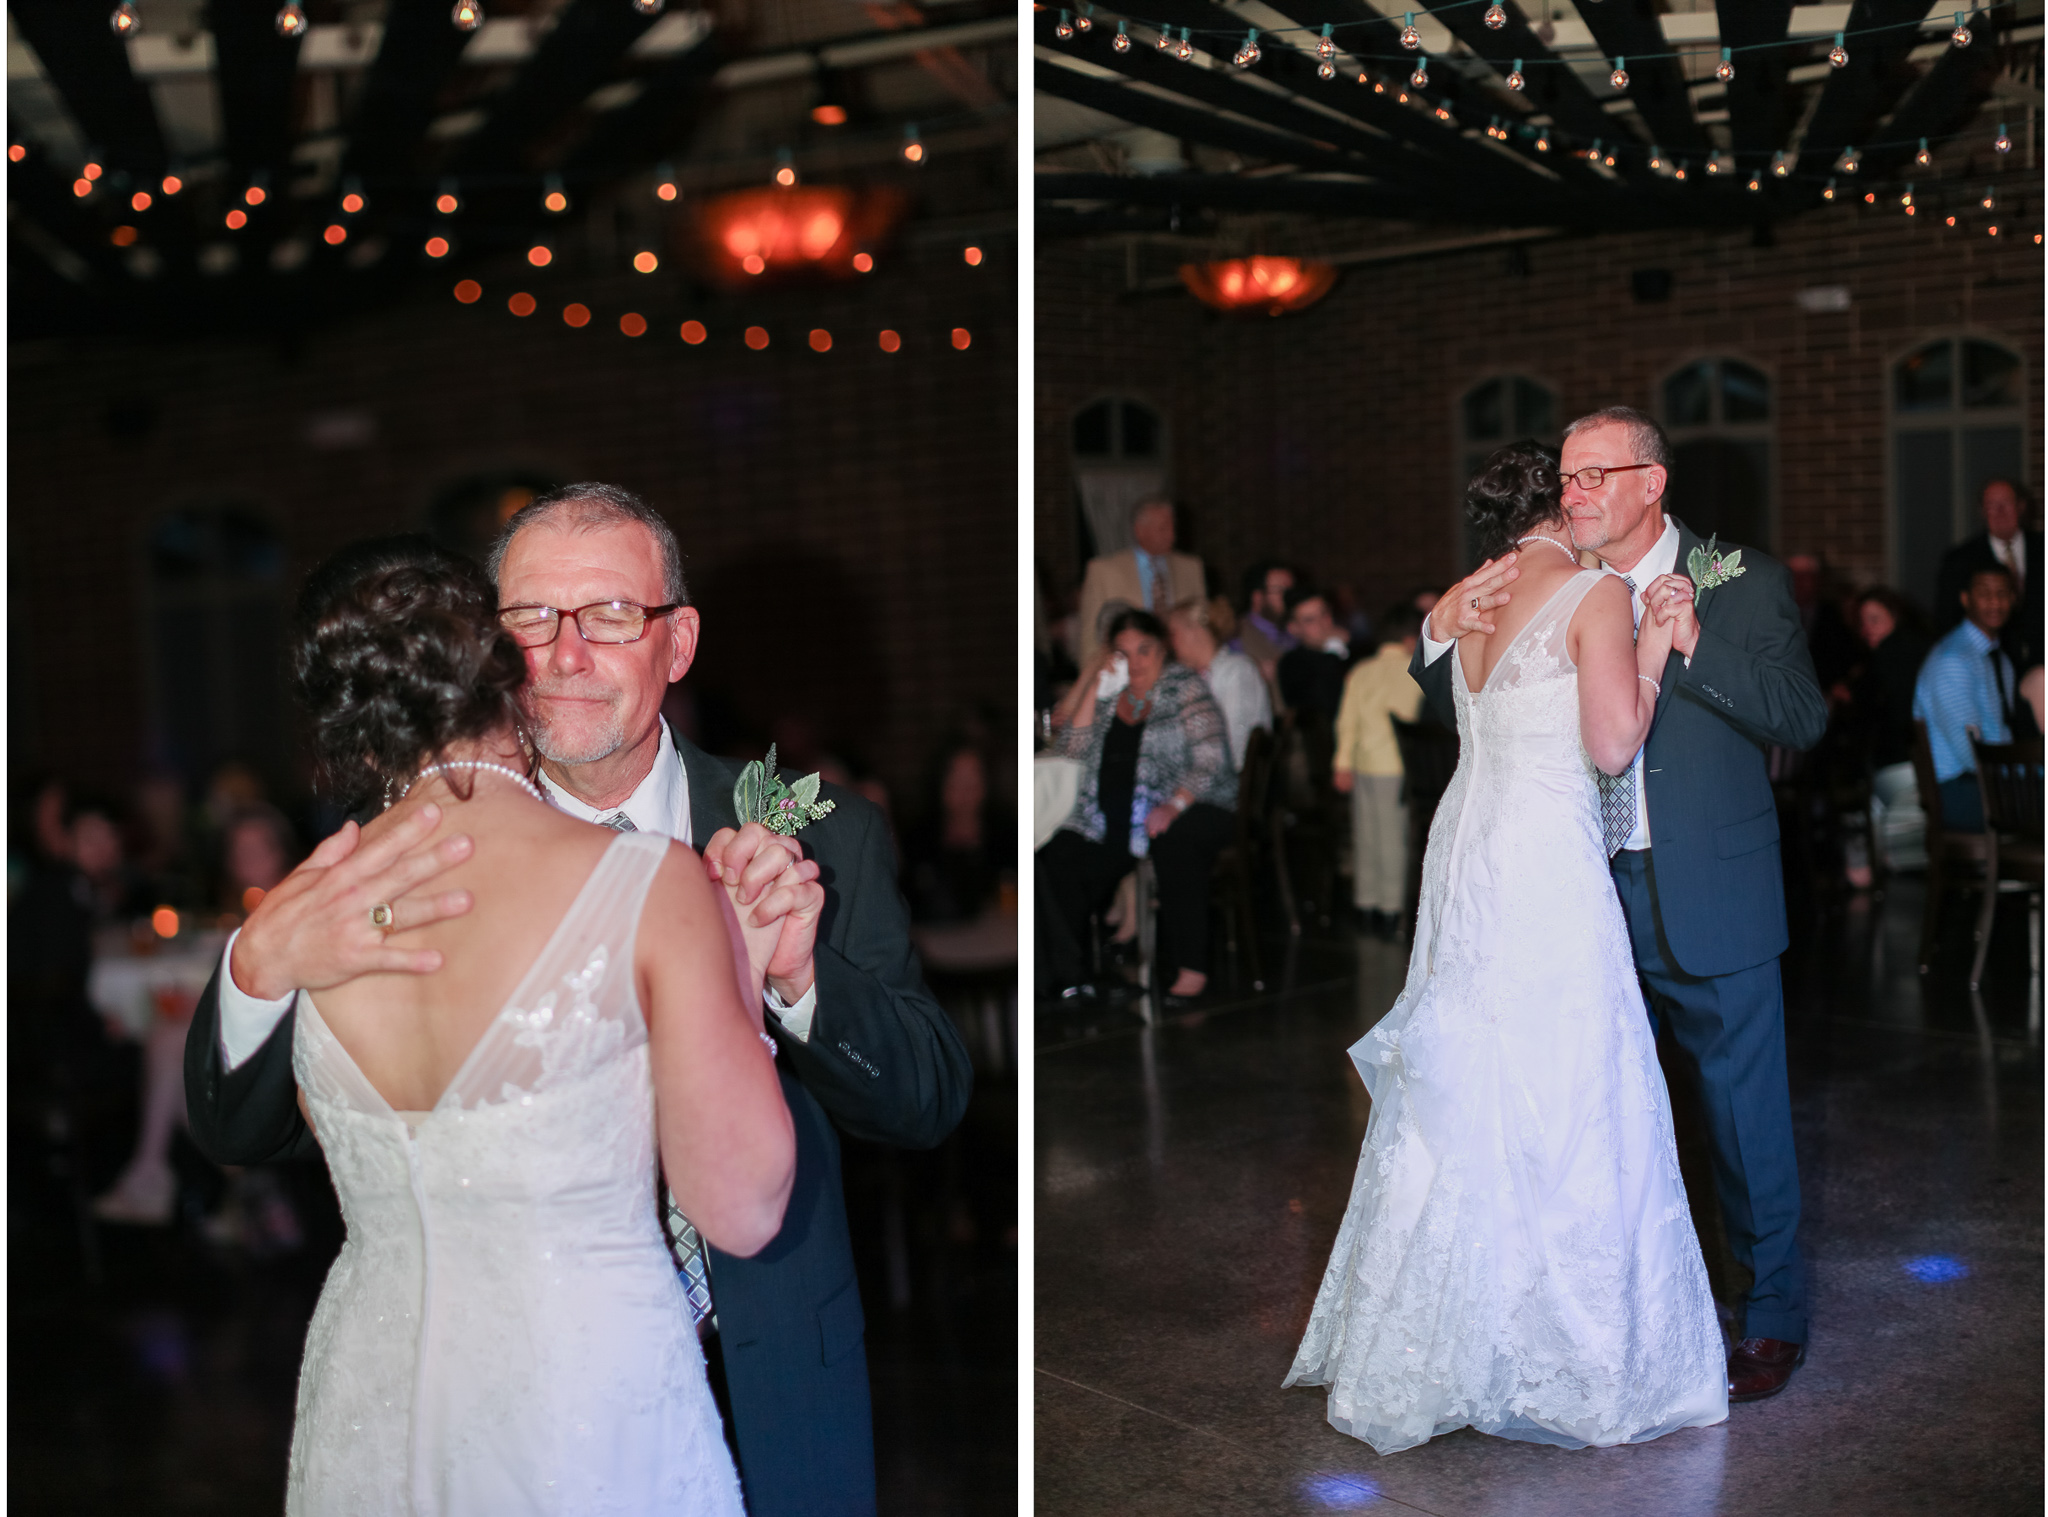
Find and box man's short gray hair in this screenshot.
[485,482,688,605]
[1563,405,1673,474]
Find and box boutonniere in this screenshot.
[1686,534,1746,601]
[733,744,836,836]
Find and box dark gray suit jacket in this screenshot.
[182,736,973,1517]
[1411,523,1826,978]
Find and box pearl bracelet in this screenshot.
[1638,674,1661,696]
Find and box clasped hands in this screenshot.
[1430,555,1697,658]
[230,805,823,1008]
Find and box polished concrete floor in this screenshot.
[1034,880,2043,1516]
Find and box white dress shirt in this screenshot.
[1202,645,1274,771]
[1421,516,1682,851]
[216,717,818,1068]
[1990,532,2027,595]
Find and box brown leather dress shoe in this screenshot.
[1727,1337,1806,1402]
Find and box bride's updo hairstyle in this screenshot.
[291,536,528,807]
[1465,440,1564,561]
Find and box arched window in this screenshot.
[1458,375,1556,567]
[1070,395,1167,562]
[1889,336,2026,618]
[1660,357,1773,551]
[144,503,289,789]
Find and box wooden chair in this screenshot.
[1390,714,1462,938]
[1968,732,2044,990]
[1909,719,1990,973]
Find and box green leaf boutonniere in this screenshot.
[733,744,837,837]
[1686,533,1747,602]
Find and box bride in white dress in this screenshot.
[1285,444,1728,1455]
[278,540,798,1514]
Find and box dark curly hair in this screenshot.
[291,537,529,808]
[1466,440,1564,560]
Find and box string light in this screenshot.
[452,0,483,31]
[226,208,247,228]
[1410,55,1428,88]
[1155,26,1172,52]
[84,162,102,180]
[1176,27,1194,61]
[1610,58,1628,90]
[1075,4,1093,32]
[1771,151,1789,177]
[1838,145,1860,173]
[245,177,268,206]
[437,180,461,214]
[1863,191,1876,203]
[131,189,151,211]
[902,124,925,164]
[1828,33,1847,68]
[1319,58,1336,80]
[323,223,347,244]
[1114,20,1130,52]
[1982,186,1996,210]
[1648,145,1663,171]
[632,0,664,13]
[773,148,797,188]
[528,244,552,266]
[1950,11,1971,46]
[1995,123,2011,154]
[1899,183,1913,210]
[655,163,677,200]
[340,177,365,213]
[1535,132,1550,152]
[1055,10,1073,41]
[1914,137,1931,168]
[1317,24,1335,59]
[275,1,307,38]
[543,173,568,213]
[1705,153,1722,175]
[852,251,874,272]
[8,144,24,163]
[1822,177,1836,200]
[1484,3,1506,29]
[1946,214,1956,226]
[634,250,658,272]
[1674,160,1687,181]
[1400,14,1420,50]
[1232,28,1261,68]
[425,236,450,257]
[1506,58,1524,91]
[1747,171,1761,192]
[1715,47,1734,83]
[110,1,140,36]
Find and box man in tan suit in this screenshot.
[1076,496,1205,661]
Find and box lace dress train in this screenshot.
[1284,569,1728,1455]
[287,831,745,1515]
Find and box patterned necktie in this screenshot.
[1149,556,1171,614]
[603,808,714,1326]
[1596,574,1639,857]
[1991,648,2015,733]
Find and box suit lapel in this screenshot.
[1646,520,1701,735]
[676,736,740,846]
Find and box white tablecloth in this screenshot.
[87,933,226,1039]
[1033,755,1082,852]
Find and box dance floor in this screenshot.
[1034,881,2043,1516]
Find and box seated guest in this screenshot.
[1842,589,1932,878]
[1234,560,1297,695]
[1040,609,1237,1002]
[1277,586,1353,723]
[1913,564,2019,833]
[1936,477,2042,670]
[1168,596,1271,772]
[904,737,1014,924]
[1333,604,1426,936]
[1076,496,1205,662]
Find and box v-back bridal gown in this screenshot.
[287,830,745,1516]
[1284,568,1727,1455]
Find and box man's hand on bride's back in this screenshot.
[228,804,477,1001]
[1428,553,1522,643]
[702,824,824,1004]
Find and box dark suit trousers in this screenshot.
[1039,803,1234,983]
[1614,849,1807,1345]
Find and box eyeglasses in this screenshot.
[1561,463,1656,491]
[497,600,680,648]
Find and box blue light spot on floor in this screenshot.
[1903,1255,1970,1283]
[1299,1473,1381,1508]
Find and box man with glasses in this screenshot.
[184,483,971,1517]
[1411,407,1827,1407]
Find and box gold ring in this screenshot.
[369,901,396,932]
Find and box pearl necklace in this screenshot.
[400,760,547,805]
[1516,533,1581,565]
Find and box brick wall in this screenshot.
[11,244,1015,814]
[1037,205,2043,625]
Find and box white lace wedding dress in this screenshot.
[1284,569,1728,1455]
[286,830,745,1516]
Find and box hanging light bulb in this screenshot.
[1076,6,1093,33]
[1113,20,1129,52]
[451,0,483,31]
[1705,153,1722,175]
[1484,3,1506,29]
[1318,59,1336,80]
[1994,122,2011,154]
[632,0,664,13]
[1055,10,1073,41]
[1915,137,1931,168]
[1822,177,1836,200]
[275,0,308,38]
[1828,32,1847,68]
[1838,145,1860,173]
[1317,25,1335,59]
[1410,56,1428,89]
[1982,185,1997,210]
[1232,28,1261,68]
[1156,27,1173,52]
[773,147,797,187]
[1506,58,1525,91]
[436,179,461,214]
[1715,47,1734,83]
[902,123,925,164]
[1648,145,1663,171]
[1175,28,1194,61]
[110,1,140,36]
[1674,161,1688,181]
[1950,11,1971,47]
[340,176,365,214]
[542,173,568,213]
[1771,151,1789,177]
[1610,58,1628,90]
[1900,184,1914,215]
[1400,14,1420,49]
[655,162,677,200]
[1535,132,1549,152]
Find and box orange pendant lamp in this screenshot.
[694,185,907,287]
[1180,256,1337,315]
